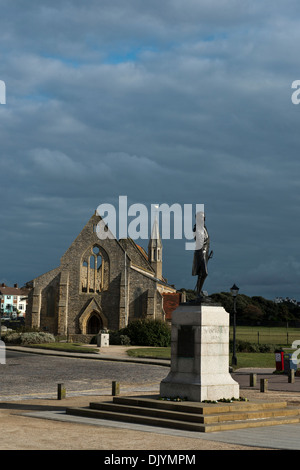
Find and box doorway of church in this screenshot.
[87,313,103,334]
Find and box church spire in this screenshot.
[148,217,163,279]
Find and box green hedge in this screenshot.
[230,339,280,353]
[108,331,131,345]
[119,319,171,347]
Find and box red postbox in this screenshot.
[275,350,284,371]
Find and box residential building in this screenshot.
[0,283,29,317]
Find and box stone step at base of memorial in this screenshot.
[65,396,300,433]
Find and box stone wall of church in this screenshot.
[26,267,61,333]
[119,238,153,274]
[127,268,164,323]
[59,214,128,334]
[26,213,168,337]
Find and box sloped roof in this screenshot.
[135,244,148,260]
[131,241,173,287]
[0,285,30,296]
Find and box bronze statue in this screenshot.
[192,212,213,296]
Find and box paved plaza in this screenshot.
[2,346,300,450]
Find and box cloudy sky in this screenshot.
[1,0,300,300]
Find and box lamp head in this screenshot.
[230,284,239,297]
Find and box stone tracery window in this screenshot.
[81,245,107,293]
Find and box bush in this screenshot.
[108,331,122,345]
[2,331,55,345]
[107,331,131,345]
[120,319,171,347]
[119,334,131,345]
[3,332,22,344]
[230,339,280,353]
[20,332,56,345]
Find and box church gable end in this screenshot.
[26,212,176,338]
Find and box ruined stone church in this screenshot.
[25,212,177,340]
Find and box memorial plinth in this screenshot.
[160,303,239,402]
[97,333,109,347]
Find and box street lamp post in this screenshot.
[230,284,239,366]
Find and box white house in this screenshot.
[0,283,29,317]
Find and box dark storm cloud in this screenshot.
[1,1,300,299]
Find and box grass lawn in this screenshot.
[231,326,300,346]
[25,343,98,354]
[126,347,277,369]
[20,341,280,369]
[229,352,276,369]
[127,347,171,359]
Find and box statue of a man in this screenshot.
[192,211,213,296]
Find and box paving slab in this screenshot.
[3,345,300,450]
[23,408,300,450]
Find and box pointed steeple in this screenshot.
[151,216,160,240]
[148,217,163,279]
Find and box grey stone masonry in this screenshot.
[26,212,176,338]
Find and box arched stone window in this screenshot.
[46,285,56,317]
[80,245,109,293]
[134,287,145,318]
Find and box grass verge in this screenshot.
[229,352,276,369]
[126,347,277,369]
[127,347,171,359]
[23,343,98,354]
[20,343,278,369]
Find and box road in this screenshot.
[0,351,167,399]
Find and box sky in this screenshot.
[1,0,300,300]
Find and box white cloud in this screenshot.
[30,148,84,177]
[1,1,300,298]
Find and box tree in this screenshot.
[241,304,264,323]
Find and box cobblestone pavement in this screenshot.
[0,350,167,399]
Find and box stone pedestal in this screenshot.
[97,333,109,347]
[160,303,239,402]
